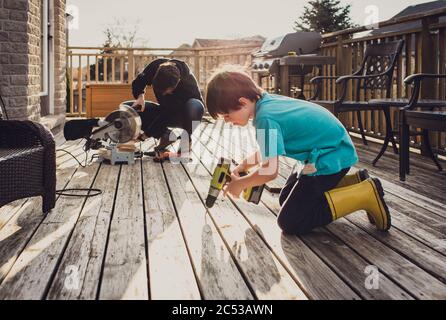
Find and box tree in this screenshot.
[90,18,149,82]
[102,18,148,48]
[294,0,355,34]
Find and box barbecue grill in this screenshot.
[252,32,335,99]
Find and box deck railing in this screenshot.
[66,45,259,117]
[314,7,446,155]
[67,8,446,155]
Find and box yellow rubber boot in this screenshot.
[335,169,369,188]
[324,178,391,231]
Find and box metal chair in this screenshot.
[399,74,446,181]
[310,40,404,165]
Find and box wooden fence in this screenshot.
[67,8,446,154]
[314,7,446,155]
[66,45,258,117]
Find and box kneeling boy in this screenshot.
[205,70,391,235]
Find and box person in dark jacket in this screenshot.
[127,58,204,159]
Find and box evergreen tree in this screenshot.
[294,0,355,33]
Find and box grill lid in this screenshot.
[254,31,322,58]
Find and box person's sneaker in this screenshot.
[145,131,178,157]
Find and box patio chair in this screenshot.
[0,94,56,213]
[399,73,446,181]
[310,40,404,165]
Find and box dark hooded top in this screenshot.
[132,58,203,108]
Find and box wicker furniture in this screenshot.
[0,96,56,213]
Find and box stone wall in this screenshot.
[53,0,66,117]
[0,0,66,122]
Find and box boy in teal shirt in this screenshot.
[205,70,391,235]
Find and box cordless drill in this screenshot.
[205,157,265,208]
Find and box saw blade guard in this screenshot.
[104,104,142,143]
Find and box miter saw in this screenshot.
[64,104,143,165]
[92,104,142,165]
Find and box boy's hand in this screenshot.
[223,173,244,199]
[232,164,245,177]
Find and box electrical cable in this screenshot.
[55,142,103,198]
[53,102,174,198]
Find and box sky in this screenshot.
[66,0,434,48]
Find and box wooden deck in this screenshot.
[0,119,445,300]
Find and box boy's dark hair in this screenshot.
[153,62,181,93]
[206,69,263,119]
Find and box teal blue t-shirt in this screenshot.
[253,92,358,176]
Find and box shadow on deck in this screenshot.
[0,120,445,300]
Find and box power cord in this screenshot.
[55,142,102,198]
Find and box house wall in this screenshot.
[0,0,66,123]
[53,0,66,117]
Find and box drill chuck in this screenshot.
[205,186,221,208]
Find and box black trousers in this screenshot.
[123,98,204,139]
[277,167,350,235]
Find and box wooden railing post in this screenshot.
[69,53,74,115]
[194,50,201,87]
[128,49,135,83]
[420,16,439,155]
[78,55,83,116]
[336,34,350,124]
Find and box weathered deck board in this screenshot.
[327,220,446,299]
[195,124,412,300]
[240,124,446,267]
[346,213,446,281]
[142,155,201,300]
[354,143,446,206]
[0,162,100,299]
[99,163,148,300]
[1,120,445,300]
[191,131,361,299]
[46,163,120,299]
[184,142,308,300]
[0,138,75,230]
[0,142,89,285]
[162,160,254,299]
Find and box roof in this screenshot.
[370,0,446,35]
[192,35,265,48]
